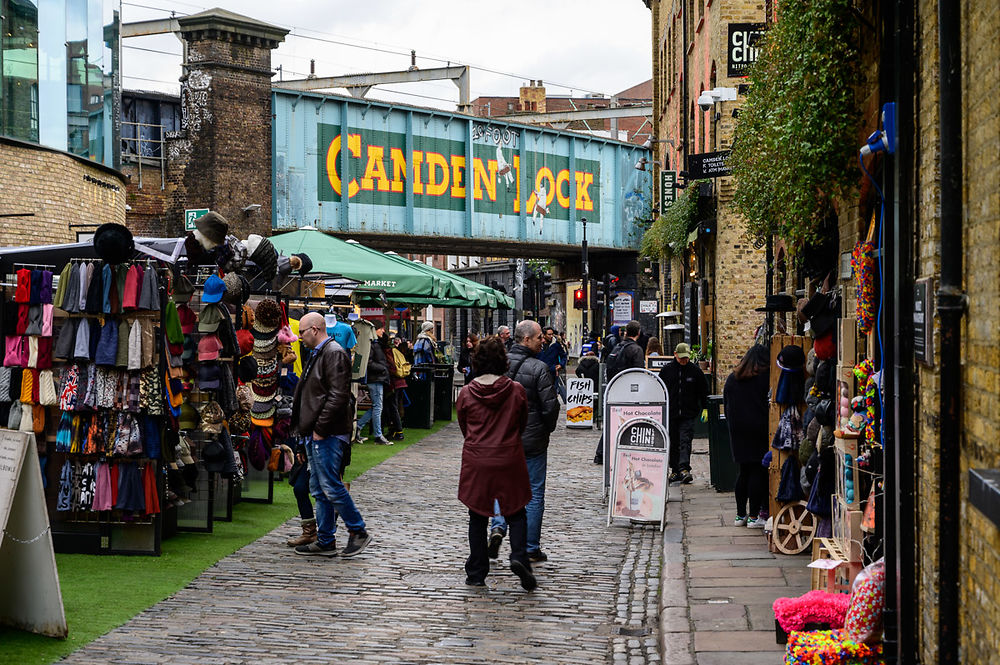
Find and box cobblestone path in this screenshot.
[63,418,663,664]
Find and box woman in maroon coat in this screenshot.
[457,336,536,590]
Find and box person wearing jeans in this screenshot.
[487,320,559,563]
[357,322,392,445]
[292,312,372,558]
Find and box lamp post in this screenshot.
[581,217,589,340]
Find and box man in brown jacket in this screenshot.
[292,312,372,557]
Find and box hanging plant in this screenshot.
[729,0,860,254]
[640,181,705,258]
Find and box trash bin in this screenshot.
[403,366,435,429]
[433,363,454,421]
[707,394,738,492]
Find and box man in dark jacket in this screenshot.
[600,325,621,362]
[488,319,559,563]
[357,322,392,445]
[292,312,372,558]
[658,342,709,484]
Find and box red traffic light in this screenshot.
[573,288,585,309]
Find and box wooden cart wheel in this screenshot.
[772,501,816,555]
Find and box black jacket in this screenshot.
[506,344,560,457]
[365,339,390,385]
[612,338,646,375]
[600,334,620,361]
[658,359,709,419]
[575,356,600,385]
[722,371,770,464]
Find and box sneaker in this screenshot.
[352,435,367,445]
[487,528,504,560]
[746,517,765,529]
[527,549,548,563]
[341,530,372,557]
[294,540,338,557]
[374,436,393,445]
[733,515,748,526]
[510,559,537,591]
[668,471,682,483]
[681,471,694,484]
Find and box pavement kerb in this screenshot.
[659,485,695,664]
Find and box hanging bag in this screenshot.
[776,456,804,502]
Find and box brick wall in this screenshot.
[0,139,127,246]
[121,162,172,237]
[913,0,1000,661]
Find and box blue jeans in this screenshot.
[307,434,365,546]
[357,382,384,438]
[490,452,547,553]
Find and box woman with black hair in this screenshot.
[723,344,771,528]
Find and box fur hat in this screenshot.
[194,212,229,249]
[290,253,313,275]
[93,223,134,265]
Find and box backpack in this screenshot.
[605,339,633,380]
[391,347,411,378]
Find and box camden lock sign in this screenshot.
[317,124,601,223]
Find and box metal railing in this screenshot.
[120,120,166,189]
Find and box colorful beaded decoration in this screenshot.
[853,359,879,448]
[784,628,885,665]
[851,213,877,335]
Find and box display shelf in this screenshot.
[831,494,864,562]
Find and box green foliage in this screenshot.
[640,181,705,258]
[730,0,860,253]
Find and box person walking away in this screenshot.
[594,320,647,464]
[380,330,406,441]
[488,320,559,563]
[457,336,536,590]
[538,326,568,402]
[601,325,621,362]
[658,342,709,484]
[723,344,771,527]
[356,322,393,445]
[457,333,480,385]
[496,324,513,351]
[646,337,663,358]
[292,312,372,557]
[576,350,600,385]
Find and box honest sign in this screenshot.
[565,378,594,429]
[659,170,677,209]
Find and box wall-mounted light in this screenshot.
[634,157,663,172]
[242,203,262,214]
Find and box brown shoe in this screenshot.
[286,518,317,547]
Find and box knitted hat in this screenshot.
[421,321,434,332]
[253,299,282,331]
[290,253,313,276]
[238,356,258,383]
[221,272,244,305]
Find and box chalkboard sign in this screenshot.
[683,283,698,344]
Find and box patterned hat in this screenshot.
[253,299,282,331]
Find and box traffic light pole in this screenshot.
[581,217,589,340]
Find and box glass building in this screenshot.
[1,0,119,167]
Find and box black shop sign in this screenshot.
[728,23,765,77]
[687,151,731,179]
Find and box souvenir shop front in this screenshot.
[0,217,346,555]
[753,222,889,661]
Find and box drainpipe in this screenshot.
[936,0,965,662]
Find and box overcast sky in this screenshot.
[121,0,652,110]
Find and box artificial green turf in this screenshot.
[0,414,455,665]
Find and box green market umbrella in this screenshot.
[270,229,448,301]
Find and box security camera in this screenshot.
[697,92,715,112]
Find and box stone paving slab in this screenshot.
[659,439,811,665]
[62,417,662,664]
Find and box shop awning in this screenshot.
[270,229,451,302]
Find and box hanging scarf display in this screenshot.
[851,212,877,335]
